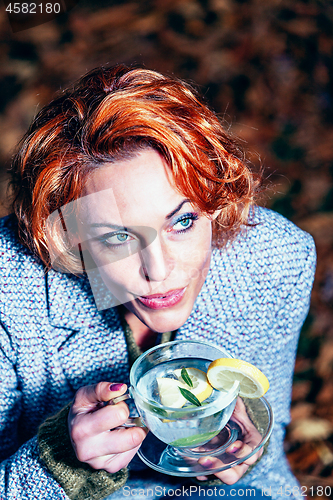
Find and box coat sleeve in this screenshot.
[0,322,128,500]
[0,321,68,499]
[240,229,317,499]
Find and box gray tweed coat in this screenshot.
[0,207,316,499]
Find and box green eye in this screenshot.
[116,233,129,242]
[102,232,132,247]
[174,218,191,230]
[172,214,198,234]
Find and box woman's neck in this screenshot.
[124,309,158,351]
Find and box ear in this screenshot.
[210,210,221,221]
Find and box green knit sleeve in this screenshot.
[38,403,128,500]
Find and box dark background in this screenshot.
[0,1,332,495]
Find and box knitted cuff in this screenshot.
[38,403,128,500]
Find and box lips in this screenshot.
[137,287,187,310]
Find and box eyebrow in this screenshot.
[88,199,191,230]
[165,199,191,220]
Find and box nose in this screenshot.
[139,236,171,283]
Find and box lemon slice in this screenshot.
[173,368,213,403]
[207,358,269,399]
[156,377,187,408]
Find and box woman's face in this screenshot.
[80,148,214,333]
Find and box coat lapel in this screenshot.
[45,268,130,389]
[46,268,102,330]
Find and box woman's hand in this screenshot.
[68,382,148,473]
[197,398,264,484]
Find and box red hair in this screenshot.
[10,64,261,272]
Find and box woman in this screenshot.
[0,65,316,500]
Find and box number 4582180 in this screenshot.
[277,485,332,497]
[5,3,61,14]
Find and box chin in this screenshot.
[139,304,193,334]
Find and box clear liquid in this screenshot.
[135,358,237,448]
[137,357,220,403]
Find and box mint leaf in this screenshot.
[181,368,193,388]
[178,387,201,406]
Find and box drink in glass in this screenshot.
[130,340,239,449]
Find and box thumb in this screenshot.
[72,382,128,413]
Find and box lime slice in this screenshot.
[173,367,213,403]
[156,377,187,408]
[207,358,269,399]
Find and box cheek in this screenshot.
[175,236,212,281]
[183,225,212,262]
[102,256,142,284]
[86,246,142,289]
[188,227,212,279]
[186,249,211,281]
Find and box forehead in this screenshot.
[81,148,186,224]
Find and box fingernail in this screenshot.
[201,459,213,468]
[228,445,239,453]
[110,383,124,391]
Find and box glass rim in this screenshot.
[130,339,239,413]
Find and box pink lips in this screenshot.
[137,288,187,310]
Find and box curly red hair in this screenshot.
[10,64,261,272]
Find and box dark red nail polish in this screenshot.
[228,445,239,453]
[202,459,213,468]
[109,383,124,391]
